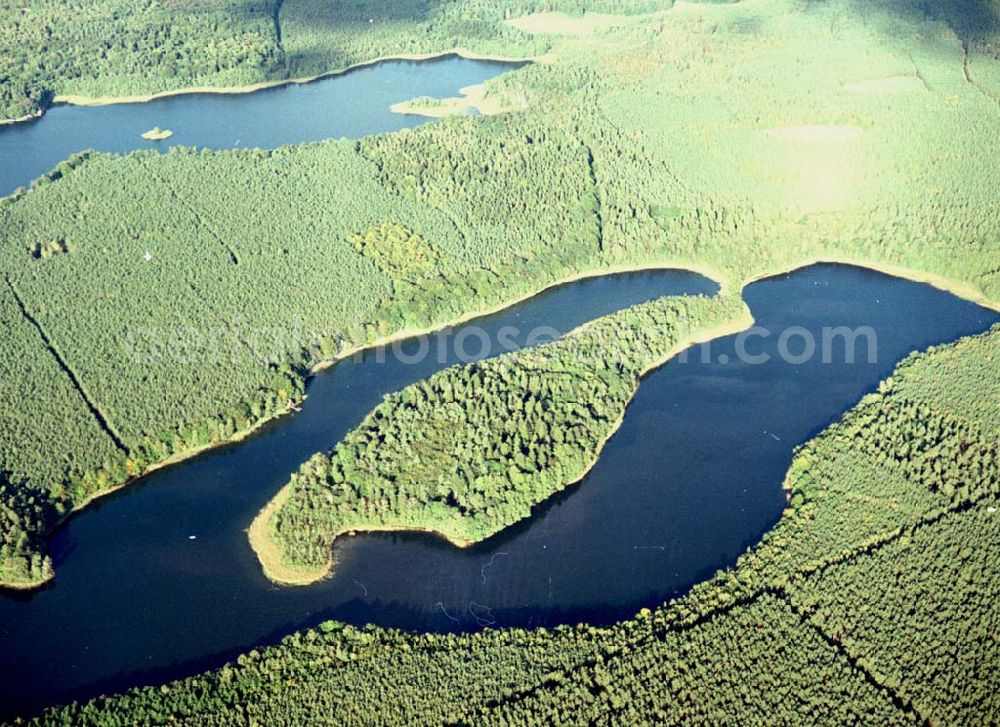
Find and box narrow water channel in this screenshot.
[0,55,524,197]
[0,264,995,718]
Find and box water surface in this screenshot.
[0,264,995,718]
[0,268,715,716]
[0,44,996,723]
[0,56,522,197]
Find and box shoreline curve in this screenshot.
[3,257,995,591]
[0,49,534,127]
[247,302,757,587]
[245,258,998,588]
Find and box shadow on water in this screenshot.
[0,263,996,719]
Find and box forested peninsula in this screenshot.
[3,0,1000,591]
[39,322,1000,725]
[1,0,999,722]
[251,294,748,584]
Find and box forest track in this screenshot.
[959,39,999,105]
[778,591,924,722]
[584,143,604,255]
[4,275,127,451]
[273,0,285,48]
[142,160,241,266]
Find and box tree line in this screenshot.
[0,0,671,121]
[4,1,1000,589]
[37,324,999,725]
[263,293,744,576]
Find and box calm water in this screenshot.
[0,264,995,718]
[0,53,997,722]
[0,55,522,197]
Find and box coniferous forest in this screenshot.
[1,0,999,722]
[35,326,1000,725]
[0,0,663,121]
[4,30,1000,583]
[257,294,745,582]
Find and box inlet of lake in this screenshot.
[0,55,524,198]
[0,263,995,717]
[0,58,998,720]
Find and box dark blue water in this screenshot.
[0,55,521,197]
[0,264,995,719]
[3,48,992,723]
[0,268,716,718]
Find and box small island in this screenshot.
[141,126,173,140]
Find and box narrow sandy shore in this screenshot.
[0,110,43,127]
[743,256,1000,313]
[248,483,475,586]
[52,49,533,109]
[389,83,513,118]
[245,258,998,587]
[4,256,994,591]
[247,299,756,587]
[0,47,535,127]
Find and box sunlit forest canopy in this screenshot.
[4,0,998,119]
[42,324,1000,724]
[256,294,745,583]
[2,0,1000,587]
[0,0,998,719]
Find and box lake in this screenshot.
[0,55,997,721]
[0,55,524,198]
[0,263,995,718]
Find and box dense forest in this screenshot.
[0,0,998,721]
[9,0,994,123]
[2,0,1000,588]
[257,294,745,582]
[33,324,999,725]
[0,0,669,121]
[0,279,123,585]
[0,0,282,120]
